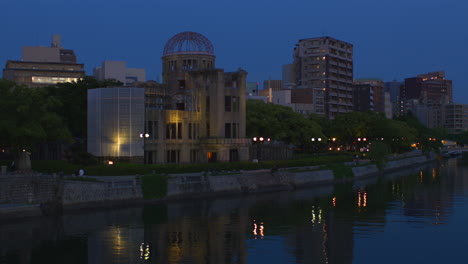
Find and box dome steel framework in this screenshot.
[163,31,214,56]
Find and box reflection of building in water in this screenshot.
[144,203,249,263]
[402,166,452,225]
[88,226,145,264]
[285,203,355,264]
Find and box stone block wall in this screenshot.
[0,175,60,204]
[62,180,142,205]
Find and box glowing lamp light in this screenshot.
[108,160,114,165]
[259,137,264,142]
[253,137,257,142]
[318,138,322,141]
[311,138,315,142]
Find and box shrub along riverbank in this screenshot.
[25,154,354,176]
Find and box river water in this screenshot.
[1,157,468,264]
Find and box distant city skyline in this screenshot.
[2,0,467,102]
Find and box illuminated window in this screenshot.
[31,76,80,84]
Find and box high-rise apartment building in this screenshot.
[353,79,385,113]
[2,35,85,87]
[293,36,353,119]
[442,103,468,134]
[401,71,452,104]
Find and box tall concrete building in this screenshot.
[442,103,468,134]
[384,80,402,104]
[263,80,282,91]
[2,35,85,87]
[353,79,385,113]
[401,71,452,105]
[282,64,296,89]
[292,36,353,119]
[93,60,146,85]
[144,31,249,164]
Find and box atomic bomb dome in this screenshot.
[162,31,214,56]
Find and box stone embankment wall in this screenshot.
[166,153,436,198]
[62,179,142,205]
[0,175,60,204]
[0,153,436,219]
[0,174,143,211]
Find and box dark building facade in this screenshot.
[353,80,385,113]
[401,71,452,104]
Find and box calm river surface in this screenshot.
[2,157,468,264]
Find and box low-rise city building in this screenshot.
[93,60,146,85]
[2,35,85,87]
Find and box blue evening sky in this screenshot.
[2,0,468,102]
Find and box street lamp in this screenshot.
[140,133,150,163]
[252,136,270,161]
[311,137,323,152]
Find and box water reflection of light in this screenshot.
[432,168,437,179]
[112,227,125,254]
[311,206,323,224]
[358,191,367,207]
[419,170,424,183]
[140,243,150,260]
[252,220,265,239]
[332,197,336,207]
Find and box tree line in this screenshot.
[246,100,444,154]
[0,78,446,169]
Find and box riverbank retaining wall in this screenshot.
[0,153,437,219]
[62,179,142,205]
[165,153,436,198]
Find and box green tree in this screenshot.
[246,100,325,151]
[0,79,72,170]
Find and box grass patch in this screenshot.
[32,160,81,174]
[326,163,354,179]
[141,174,168,199]
[28,155,353,176]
